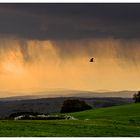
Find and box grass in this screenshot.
[69,102,140,121]
[1,103,140,136]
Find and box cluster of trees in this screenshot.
[133,91,140,103]
[60,99,92,113]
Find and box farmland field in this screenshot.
[0,103,140,137]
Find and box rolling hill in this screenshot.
[0,97,133,117]
[69,102,140,121]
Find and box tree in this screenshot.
[133,91,140,103]
[60,99,92,113]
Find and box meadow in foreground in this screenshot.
[0,103,140,137]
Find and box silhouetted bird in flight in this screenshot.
[90,58,94,62]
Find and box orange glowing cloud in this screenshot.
[0,37,139,97]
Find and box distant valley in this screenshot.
[0,89,135,117]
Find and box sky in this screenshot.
[0,3,140,97]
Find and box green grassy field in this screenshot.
[1,103,140,137]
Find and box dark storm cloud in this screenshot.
[0,3,140,40]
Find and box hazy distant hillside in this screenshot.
[0,97,133,117]
[0,89,136,101]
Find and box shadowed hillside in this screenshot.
[0,97,133,117]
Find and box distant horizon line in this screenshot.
[0,88,138,93]
[0,88,138,99]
